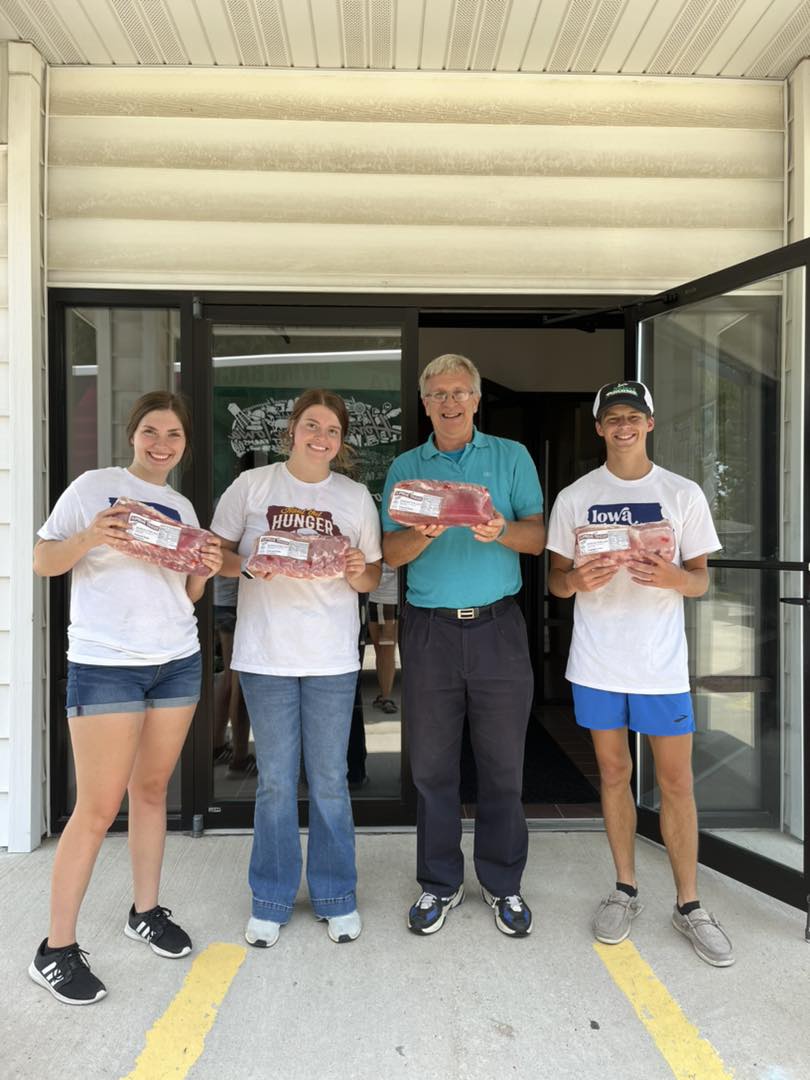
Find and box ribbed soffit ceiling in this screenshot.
[0,0,808,79]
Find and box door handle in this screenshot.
[779,597,810,605]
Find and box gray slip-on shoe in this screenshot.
[245,916,282,948]
[671,906,735,967]
[320,910,362,943]
[593,890,643,944]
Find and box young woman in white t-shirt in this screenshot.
[29,392,222,1005]
[212,389,382,948]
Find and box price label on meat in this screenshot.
[257,535,310,561]
[389,488,443,518]
[579,529,631,555]
[127,513,182,550]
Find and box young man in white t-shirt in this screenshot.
[546,380,734,967]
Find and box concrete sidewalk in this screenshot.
[1,831,807,1080]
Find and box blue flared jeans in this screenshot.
[240,670,359,922]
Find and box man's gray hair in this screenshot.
[419,354,482,397]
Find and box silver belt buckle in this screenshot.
[457,607,477,620]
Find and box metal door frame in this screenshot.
[191,301,419,829]
[45,288,628,836]
[625,237,810,910]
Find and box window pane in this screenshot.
[210,324,402,804]
[64,306,182,814]
[638,271,805,871]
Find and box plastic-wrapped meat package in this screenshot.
[112,498,213,577]
[246,532,350,580]
[573,523,631,566]
[631,520,677,562]
[573,520,676,568]
[387,480,494,527]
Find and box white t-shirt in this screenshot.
[211,462,382,677]
[38,467,201,665]
[546,464,720,694]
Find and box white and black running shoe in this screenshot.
[28,939,107,1005]
[407,885,464,935]
[481,888,533,937]
[125,905,192,958]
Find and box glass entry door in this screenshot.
[191,306,415,829]
[50,303,183,830]
[631,252,808,906]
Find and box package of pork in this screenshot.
[387,479,494,527]
[112,497,214,576]
[573,520,676,568]
[246,532,350,579]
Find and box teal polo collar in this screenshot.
[420,427,490,459]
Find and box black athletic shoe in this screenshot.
[407,885,464,935]
[125,905,192,958]
[28,939,107,1005]
[481,888,533,936]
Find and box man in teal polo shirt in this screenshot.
[382,353,545,937]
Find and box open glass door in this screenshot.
[630,244,809,908]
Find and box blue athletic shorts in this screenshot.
[571,683,695,736]
[66,651,202,718]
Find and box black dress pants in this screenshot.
[401,599,533,898]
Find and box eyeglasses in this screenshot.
[424,390,475,404]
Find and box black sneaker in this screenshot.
[407,885,464,935]
[28,939,107,1005]
[481,887,533,936]
[125,905,192,958]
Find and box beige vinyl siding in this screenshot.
[47,68,784,294]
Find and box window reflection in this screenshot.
[64,306,181,813]
[210,325,403,803]
[641,296,780,561]
[639,274,804,871]
[67,307,180,483]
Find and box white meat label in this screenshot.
[257,535,310,561]
[579,530,631,555]
[390,488,443,517]
[128,514,181,550]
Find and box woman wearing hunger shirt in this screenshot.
[29,391,222,1005]
[213,389,382,948]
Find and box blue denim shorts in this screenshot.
[66,651,202,718]
[572,683,695,736]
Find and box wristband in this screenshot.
[495,522,508,541]
[240,559,255,580]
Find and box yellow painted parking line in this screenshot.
[594,941,733,1080]
[121,943,246,1080]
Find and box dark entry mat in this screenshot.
[460,717,599,805]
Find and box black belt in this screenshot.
[418,596,514,621]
